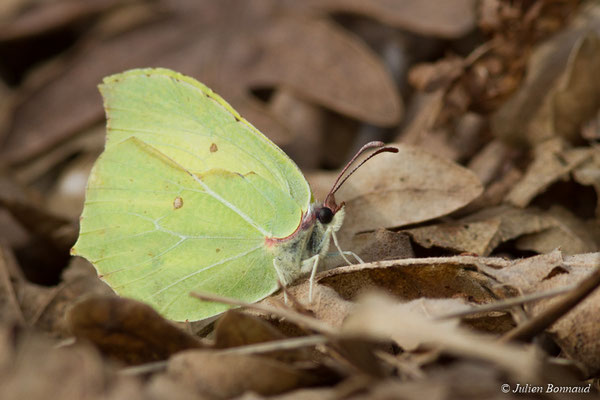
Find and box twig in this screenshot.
[119,361,167,376]
[218,334,328,355]
[119,335,329,376]
[190,291,337,335]
[436,284,576,320]
[500,262,600,343]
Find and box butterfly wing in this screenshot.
[72,68,311,321]
[100,68,310,212]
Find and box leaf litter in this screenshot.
[1,0,600,399]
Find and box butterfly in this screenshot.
[72,68,397,321]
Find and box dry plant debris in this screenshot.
[0,0,599,399]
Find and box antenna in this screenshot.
[323,141,398,211]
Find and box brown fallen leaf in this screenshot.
[516,206,598,255]
[349,229,414,263]
[467,139,518,186]
[67,295,203,365]
[342,293,542,382]
[331,144,483,246]
[505,138,593,208]
[405,202,598,256]
[214,310,287,350]
[0,326,118,400]
[19,257,113,336]
[460,205,559,254]
[316,256,502,304]
[261,282,354,330]
[478,250,600,376]
[268,90,324,170]
[146,374,210,400]
[213,310,316,364]
[395,89,445,148]
[166,350,321,399]
[403,219,501,256]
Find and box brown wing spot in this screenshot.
[210,143,218,153]
[215,248,221,253]
[173,196,184,209]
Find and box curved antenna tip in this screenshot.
[323,142,398,211]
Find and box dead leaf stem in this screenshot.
[190,291,338,335]
[500,263,600,343]
[436,284,576,320]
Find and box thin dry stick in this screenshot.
[218,334,328,355]
[119,335,329,376]
[120,360,167,376]
[190,291,338,335]
[436,284,576,320]
[500,264,600,343]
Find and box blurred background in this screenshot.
[0,0,597,288]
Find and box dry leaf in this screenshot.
[516,206,598,254]
[343,293,542,382]
[0,329,113,400]
[505,138,593,208]
[467,139,517,186]
[460,205,559,254]
[67,295,203,364]
[213,310,315,363]
[349,229,414,263]
[332,144,483,246]
[262,283,354,329]
[167,350,320,399]
[406,201,598,256]
[214,310,287,349]
[20,257,113,335]
[146,374,209,400]
[316,256,502,304]
[479,250,600,376]
[403,219,501,256]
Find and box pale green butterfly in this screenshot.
[72,68,397,321]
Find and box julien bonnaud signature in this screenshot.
[501,383,592,394]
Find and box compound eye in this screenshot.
[317,207,334,224]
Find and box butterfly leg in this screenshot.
[340,251,364,264]
[331,231,361,265]
[272,259,289,304]
[300,254,320,303]
[308,254,320,303]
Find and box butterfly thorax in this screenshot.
[268,204,345,286]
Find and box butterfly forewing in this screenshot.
[74,69,313,321]
[101,68,310,213]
